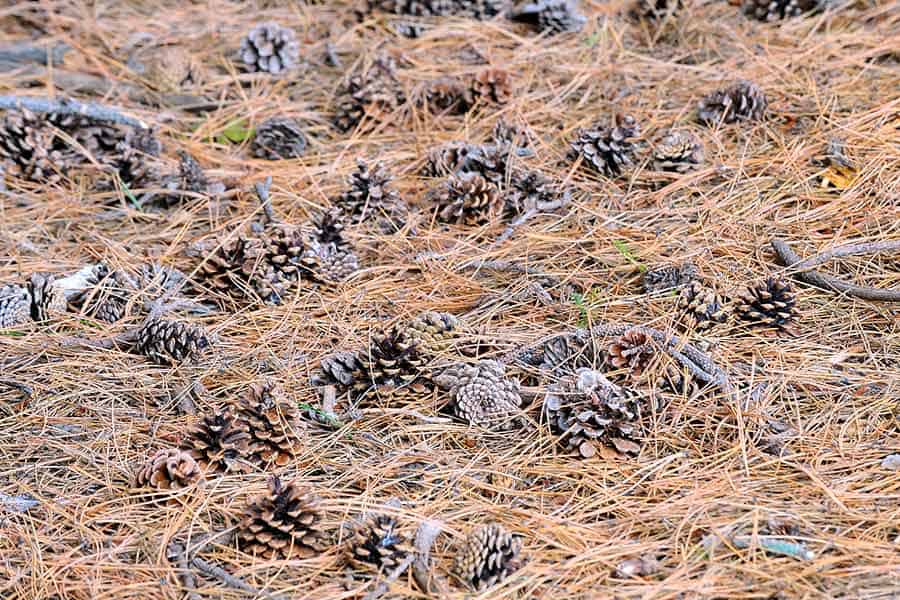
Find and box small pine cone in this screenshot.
[642,261,698,293]
[607,329,655,379]
[539,331,605,373]
[698,80,767,126]
[634,0,682,18]
[301,211,360,283]
[333,56,405,133]
[238,476,325,560]
[252,117,308,160]
[505,169,564,215]
[333,158,406,226]
[238,381,304,466]
[135,448,202,497]
[735,277,799,334]
[422,142,510,184]
[135,318,213,364]
[239,22,300,74]
[742,0,821,21]
[114,127,163,188]
[353,328,431,402]
[177,152,209,194]
[543,368,645,457]
[676,280,728,330]
[453,523,523,591]
[425,77,471,114]
[429,172,502,225]
[435,360,523,430]
[652,131,704,173]
[0,284,31,329]
[511,0,587,34]
[350,514,414,571]
[492,117,530,148]
[184,412,252,474]
[569,115,641,177]
[470,68,513,105]
[68,264,134,324]
[312,350,362,388]
[403,311,461,357]
[27,273,66,322]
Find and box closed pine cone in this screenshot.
[238,476,325,560]
[352,328,431,403]
[184,412,252,474]
[135,448,202,499]
[569,114,641,177]
[134,317,213,364]
[652,131,704,173]
[350,514,414,571]
[453,523,523,591]
[642,261,698,293]
[470,68,513,105]
[435,360,523,430]
[743,0,821,20]
[511,0,587,34]
[607,329,655,379]
[735,277,799,334]
[238,381,303,467]
[403,311,462,357]
[0,284,31,329]
[252,117,308,160]
[333,56,405,133]
[698,80,767,125]
[27,273,66,322]
[676,280,728,330]
[543,368,646,458]
[239,22,300,74]
[429,172,502,225]
[333,158,406,227]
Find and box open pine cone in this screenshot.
[652,130,704,173]
[511,0,587,34]
[453,523,523,591]
[676,280,729,330]
[642,261,698,293]
[403,311,462,357]
[429,172,502,225]
[544,368,646,457]
[470,68,513,105]
[422,141,512,184]
[333,158,406,228]
[238,381,303,467]
[239,22,300,74]
[607,330,655,379]
[237,476,325,560]
[425,77,471,114]
[352,328,432,403]
[252,117,308,160]
[735,277,799,334]
[26,273,66,322]
[184,412,252,474]
[743,0,821,20]
[67,263,135,324]
[0,284,31,329]
[135,448,202,500]
[134,317,214,364]
[698,80,767,125]
[349,513,414,571]
[435,360,523,430]
[569,115,641,177]
[333,56,405,133]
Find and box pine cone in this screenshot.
[511,0,587,34]
[652,130,704,173]
[333,56,405,133]
[422,142,511,184]
[134,317,213,364]
[135,448,202,498]
[742,0,820,20]
[252,117,308,160]
[698,80,767,126]
[642,261,697,293]
[184,412,252,474]
[429,172,502,225]
[353,328,431,402]
[569,115,641,177]
[0,109,65,183]
[27,273,66,322]
[676,280,728,330]
[403,311,462,357]
[366,0,505,18]
[139,263,187,298]
[238,476,325,559]
[543,368,645,457]
[239,22,300,74]
[301,212,360,283]
[425,77,471,114]
[470,68,513,105]
[607,329,655,379]
[453,523,523,591]
[538,331,605,373]
[435,360,522,430]
[0,284,31,329]
[735,277,798,334]
[238,381,303,467]
[350,514,414,571]
[505,169,564,214]
[312,350,362,388]
[333,158,406,228]
[115,127,163,187]
[67,264,134,323]
[634,0,682,18]
[492,117,530,147]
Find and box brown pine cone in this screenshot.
[425,77,471,114]
[27,273,66,322]
[544,368,646,458]
[134,317,214,364]
[184,412,252,474]
[511,0,587,34]
[252,117,308,160]
[607,329,655,379]
[352,328,432,403]
[676,280,729,330]
[421,141,511,185]
[333,158,406,228]
[505,168,566,215]
[403,311,462,357]
[435,360,523,430]
[698,80,767,126]
[569,114,641,177]
[333,56,405,133]
[67,264,135,324]
[135,448,202,500]
[652,130,704,173]
[238,476,325,560]
[470,68,513,105]
[300,211,360,284]
[311,350,362,389]
[0,284,32,329]
[453,523,523,591]
[735,277,799,334]
[429,172,502,225]
[642,261,698,293]
[349,513,414,571]
[238,381,304,467]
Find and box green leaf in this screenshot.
[613,240,647,273]
[220,119,254,143]
[298,402,344,429]
[0,330,25,337]
[118,176,142,211]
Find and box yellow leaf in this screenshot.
[820,164,858,189]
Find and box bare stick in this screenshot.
[411,520,451,596]
[363,554,416,600]
[771,239,900,302]
[192,557,278,598]
[0,96,148,129]
[255,177,276,224]
[165,542,201,600]
[0,42,69,66]
[778,239,900,273]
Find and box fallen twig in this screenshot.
[255,177,276,224]
[771,239,900,302]
[0,95,148,129]
[0,42,69,67]
[363,553,416,600]
[411,519,451,596]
